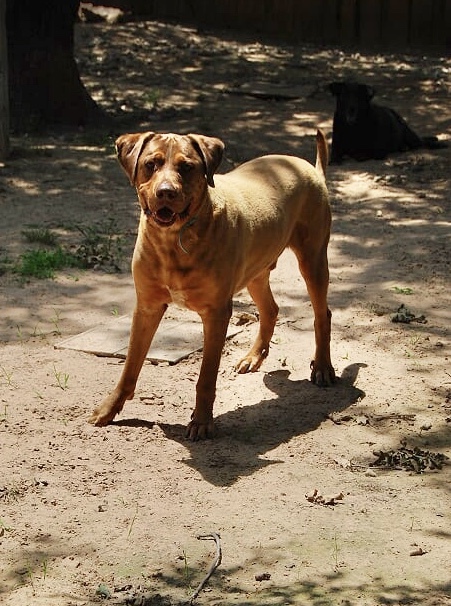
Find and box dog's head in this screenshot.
[115,132,224,227]
[329,82,375,126]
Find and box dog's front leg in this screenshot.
[186,302,232,440]
[89,304,166,426]
[330,117,345,164]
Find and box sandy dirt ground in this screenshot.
[1,18,450,606]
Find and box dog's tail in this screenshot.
[315,129,328,181]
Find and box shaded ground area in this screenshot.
[0,19,450,606]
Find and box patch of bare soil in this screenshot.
[1,19,450,606]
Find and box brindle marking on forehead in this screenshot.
[155,133,186,148]
[146,134,200,167]
[159,133,180,142]
[147,134,192,157]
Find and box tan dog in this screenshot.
[89,130,335,439]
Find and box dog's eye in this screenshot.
[144,159,156,172]
[178,161,194,175]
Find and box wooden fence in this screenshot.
[0,0,9,160]
[98,0,451,52]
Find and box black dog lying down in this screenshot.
[329,81,447,162]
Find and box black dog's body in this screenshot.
[329,82,447,162]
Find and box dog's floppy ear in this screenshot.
[329,82,344,97]
[115,132,156,185]
[188,134,225,187]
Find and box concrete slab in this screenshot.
[55,315,242,364]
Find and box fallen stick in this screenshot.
[187,533,222,605]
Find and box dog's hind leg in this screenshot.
[290,234,335,386]
[390,109,423,150]
[235,269,279,374]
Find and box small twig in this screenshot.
[186,533,222,605]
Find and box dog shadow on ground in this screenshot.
[159,363,366,486]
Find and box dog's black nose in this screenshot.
[156,182,178,200]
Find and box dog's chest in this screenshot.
[166,286,187,307]
[154,259,195,308]
[136,227,219,311]
[153,257,203,310]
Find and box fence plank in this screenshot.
[294,0,322,42]
[410,0,434,46]
[321,0,341,45]
[359,0,382,47]
[446,0,451,48]
[338,0,358,47]
[0,0,9,161]
[383,0,411,48]
[278,0,299,40]
[430,0,450,49]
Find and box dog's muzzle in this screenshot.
[144,204,190,227]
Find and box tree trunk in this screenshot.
[6,0,102,130]
[0,0,9,158]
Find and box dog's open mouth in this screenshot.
[154,206,177,226]
[145,204,191,227]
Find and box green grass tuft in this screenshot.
[22,228,58,247]
[15,248,82,279]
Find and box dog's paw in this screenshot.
[235,351,267,374]
[88,406,117,426]
[89,389,131,426]
[235,358,253,374]
[310,360,336,387]
[88,392,127,426]
[185,418,216,441]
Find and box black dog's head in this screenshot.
[329,82,375,126]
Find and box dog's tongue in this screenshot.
[155,207,177,225]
